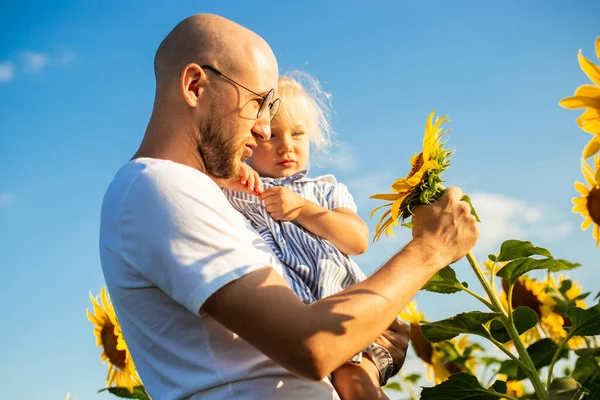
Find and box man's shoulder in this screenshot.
[106,158,220,202]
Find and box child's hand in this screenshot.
[217,163,263,196]
[259,187,306,221]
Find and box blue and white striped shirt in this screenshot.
[224,170,367,305]
[224,170,400,376]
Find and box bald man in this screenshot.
[99,14,479,399]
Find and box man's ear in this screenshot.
[181,63,206,107]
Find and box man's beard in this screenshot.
[196,109,242,179]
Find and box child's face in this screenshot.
[247,116,310,178]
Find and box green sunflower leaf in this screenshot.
[496,240,553,262]
[573,356,600,390]
[480,356,503,366]
[384,381,403,391]
[421,266,467,294]
[421,311,501,343]
[585,385,600,400]
[568,303,600,337]
[547,377,582,400]
[498,359,527,381]
[489,380,507,395]
[461,194,481,222]
[497,258,572,285]
[98,386,151,399]
[498,338,569,381]
[404,373,421,384]
[489,306,538,343]
[576,348,600,358]
[421,373,507,400]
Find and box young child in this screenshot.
[222,72,395,399]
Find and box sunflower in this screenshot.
[399,301,479,384]
[500,276,546,346]
[495,376,526,397]
[559,37,600,158]
[498,275,586,348]
[400,301,432,364]
[87,287,141,393]
[539,274,587,348]
[573,155,600,247]
[370,110,452,241]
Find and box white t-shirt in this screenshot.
[99,158,340,400]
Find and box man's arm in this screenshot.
[202,187,479,381]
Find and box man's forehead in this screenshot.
[248,46,278,92]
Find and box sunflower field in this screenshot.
[86,37,600,400]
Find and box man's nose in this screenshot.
[251,114,271,141]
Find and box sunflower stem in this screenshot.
[489,258,499,293]
[486,334,531,374]
[459,284,495,310]
[507,284,515,325]
[546,334,571,389]
[465,251,547,400]
[398,371,418,400]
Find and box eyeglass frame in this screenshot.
[200,64,280,121]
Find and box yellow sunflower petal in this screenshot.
[391,198,402,223]
[596,37,600,61]
[582,160,598,186]
[404,160,440,187]
[575,84,600,98]
[574,182,590,196]
[582,217,593,230]
[559,94,600,110]
[370,193,402,201]
[577,108,600,134]
[423,111,436,160]
[584,136,600,159]
[374,209,392,227]
[579,51,600,86]
[369,202,393,218]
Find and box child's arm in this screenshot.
[214,163,263,196]
[331,358,390,400]
[259,187,369,255]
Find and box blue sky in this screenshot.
[1,1,599,398]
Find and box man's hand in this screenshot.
[412,186,479,266]
[331,359,390,400]
[216,163,263,196]
[374,319,410,373]
[259,187,306,221]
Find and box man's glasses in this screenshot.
[201,65,280,121]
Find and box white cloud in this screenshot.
[55,51,76,66]
[468,192,572,255]
[5,50,76,77]
[313,142,358,173]
[21,51,49,73]
[0,192,15,208]
[0,62,14,82]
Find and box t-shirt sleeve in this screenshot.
[325,182,358,213]
[117,166,277,315]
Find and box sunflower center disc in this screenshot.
[588,187,600,225]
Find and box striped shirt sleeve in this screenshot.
[325,182,357,212]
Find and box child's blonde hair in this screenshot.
[275,71,333,151]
